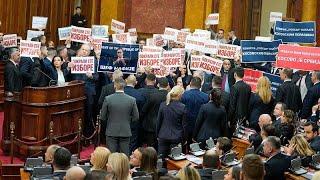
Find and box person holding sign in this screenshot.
[71,6,87,27]
[4,48,22,96]
[215,29,227,44]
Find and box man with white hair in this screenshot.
[64,166,86,180]
[4,48,22,96]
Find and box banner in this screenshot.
[58,27,72,40]
[142,46,163,52]
[128,28,138,43]
[112,33,131,44]
[255,36,272,41]
[27,30,44,41]
[172,48,185,62]
[185,35,206,52]
[111,19,125,33]
[206,13,219,25]
[2,34,17,48]
[176,31,190,43]
[20,40,41,57]
[269,12,282,23]
[276,44,320,71]
[181,28,191,32]
[92,25,108,37]
[32,16,48,30]
[190,55,202,71]
[70,26,92,43]
[204,40,218,55]
[274,21,316,43]
[146,38,154,46]
[153,34,166,47]
[217,44,240,59]
[241,40,282,63]
[71,56,95,74]
[138,52,162,68]
[99,42,139,74]
[91,37,109,52]
[163,27,179,41]
[162,51,183,67]
[193,29,211,40]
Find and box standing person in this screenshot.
[157,86,187,159]
[220,59,235,93]
[227,30,240,46]
[71,6,87,27]
[4,48,22,96]
[215,29,227,44]
[301,71,320,120]
[100,78,139,156]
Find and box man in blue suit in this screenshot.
[301,71,320,120]
[42,47,57,80]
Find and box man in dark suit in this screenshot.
[4,48,22,96]
[198,149,220,180]
[19,56,35,87]
[71,6,87,27]
[100,78,139,156]
[292,70,313,101]
[124,75,145,152]
[228,67,251,132]
[303,122,320,152]
[50,147,71,180]
[241,154,265,180]
[138,73,158,99]
[227,30,240,46]
[207,76,230,112]
[301,71,320,119]
[141,77,168,148]
[275,68,302,113]
[220,59,235,93]
[42,47,57,80]
[263,136,291,180]
[65,166,86,180]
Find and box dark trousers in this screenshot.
[106,136,130,156]
[84,95,96,137]
[142,130,157,150]
[130,121,139,153]
[158,138,181,159]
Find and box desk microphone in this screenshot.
[35,67,57,86]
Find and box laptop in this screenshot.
[221,153,240,166]
[290,158,307,175]
[189,143,205,156]
[24,157,44,172]
[205,137,215,150]
[310,154,320,170]
[168,146,186,160]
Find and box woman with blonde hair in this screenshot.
[107,153,130,180]
[176,166,201,180]
[90,147,110,178]
[157,86,187,159]
[248,76,275,131]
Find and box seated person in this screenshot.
[198,149,220,180]
[263,136,291,180]
[51,56,70,86]
[249,114,272,150]
[255,124,276,155]
[107,153,131,180]
[224,165,241,180]
[130,147,143,171]
[89,146,111,179]
[279,110,295,145]
[45,144,60,164]
[216,137,233,157]
[241,154,264,180]
[44,147,71,180]
[303,121,320,152]
[283,134,315,167]
[64,166,86,180]
[176,166,201,180]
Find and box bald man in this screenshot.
[250,114,272,152]
[64,166,86,180]
[258,114,272,131]
[45,144,61,163]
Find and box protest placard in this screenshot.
[199,56,223,75]
[70,26,92,43]
[204,40,218,54]
[181,28,191,32]
[146,38,154,46]
[32,16,48,30]
[111,19,125,33]
[255,36,272,41]
[128,28,138,43]
[99,42,139,74]
[92,25,108,37]
[241,40,282,63]
[176,31,190,44]
[142,46,163,52]
[270,12,282,23]
[276,44,320,71]
[112,33,131,44]
[185,35,206,52]
[138,52,162,68]
[163,27,179,41]
[58,27,71,40]
[27,30,44,40]
[2,34,17,48]
[193,29,211,40]
[217,44,240,59]
[71,56,95,74]
[190,55,202,71]
[274,21,316,43]
[206,13,219,25]
[153,34,166,47]
[172,48,185,62]
[20,40,41,57]
[163,51,183,67]
[153,67,168,78]
[91,37,109,52]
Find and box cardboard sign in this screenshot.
[193,29,211,40]
[276,44,320,71]
[32,16,48,30]
[138,52,162,68]
[255,36,272,41]
[71,56,95,74]
[2,34,17,48]
[128,28,138,43]
[153,34,166,47]
[172,48,185,62]
[70,26,92,43]
[199,56,223,75]
[146,38,154,46]
[26,30,44,41]
[274,21,316,43]
[217,44,240,59]
[58,27,72,40]
[270,12,282,23]
[91,37,109,52]
[20,40,41,57]
[176,31,191,43]
[185,35,206,52]
[162,51,183,67]
[204,40,218,54]
[142,46,163,52]
[190,55,202,71]
[181,28,191,32]
[111,19,125,33]
[163,27,179,41]
[206,13,219,25]
[92,25,109,37]
[112,33,131,44]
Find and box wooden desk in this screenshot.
[285,172,307,180]
[232,138,251,159]
[20,168,31,180]
[166,158,200,170]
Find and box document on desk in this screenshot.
[186,155,202,165]
[302,172,314,180]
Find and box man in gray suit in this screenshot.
[100,78,139,156]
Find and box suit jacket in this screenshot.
[124,86,145,112]
[138,85,158,100]
[19,57,34,87]
[141,89,167,132]
[206,88,230,112]
[30,58,49,87]
[43,57,55,79]
[193,102,227,141]
[275,80,302,113]
[72,72,99,101]
[198,168,216,180]
[264,152,291,180]
[100,92,139,137]
[157,101,187,141]
[4,61,22,92]
[310,136,320,152]
[228,80,251,124]
[301,82,320,119]
[292,72,313,90]
[98,82,115,107]
[228,38,240,46]
[51,68,70,83]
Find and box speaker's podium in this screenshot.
[1,80,86,158]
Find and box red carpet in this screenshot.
[0,112,95,164]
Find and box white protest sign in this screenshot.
[270,12,282,22]
[92,25,109,37]
[199,56,223,75]
[71,56,95,74]
[20,40,41,57]
[2,34,17,48]
[206,13,219,25]
[58,27,72,40]
[70,26,92,43]
[138,52,162,68]
[112,33,131,44]
[163,51,183,67]
[91,37,109,52]
[185,35,206,52]
[32,16,48,30]
[217,44,240,59]
[111,19,125,33]
[190,55,202,71]
[153,66,169,78]
[142,46,163,52]
[204,40,218,54]
[255,36,272,42]
[177,31,191,43]
[27,30,44,40]
[181,28,191,32]
[128,28,138,43]
[153,34,166,47]
[172,48,185,62]
[146,38,154,46]
[193,29,211,40]
[163,27,179,41]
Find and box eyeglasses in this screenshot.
[117,52,122,54]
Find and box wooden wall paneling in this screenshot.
[286,0,302,21]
